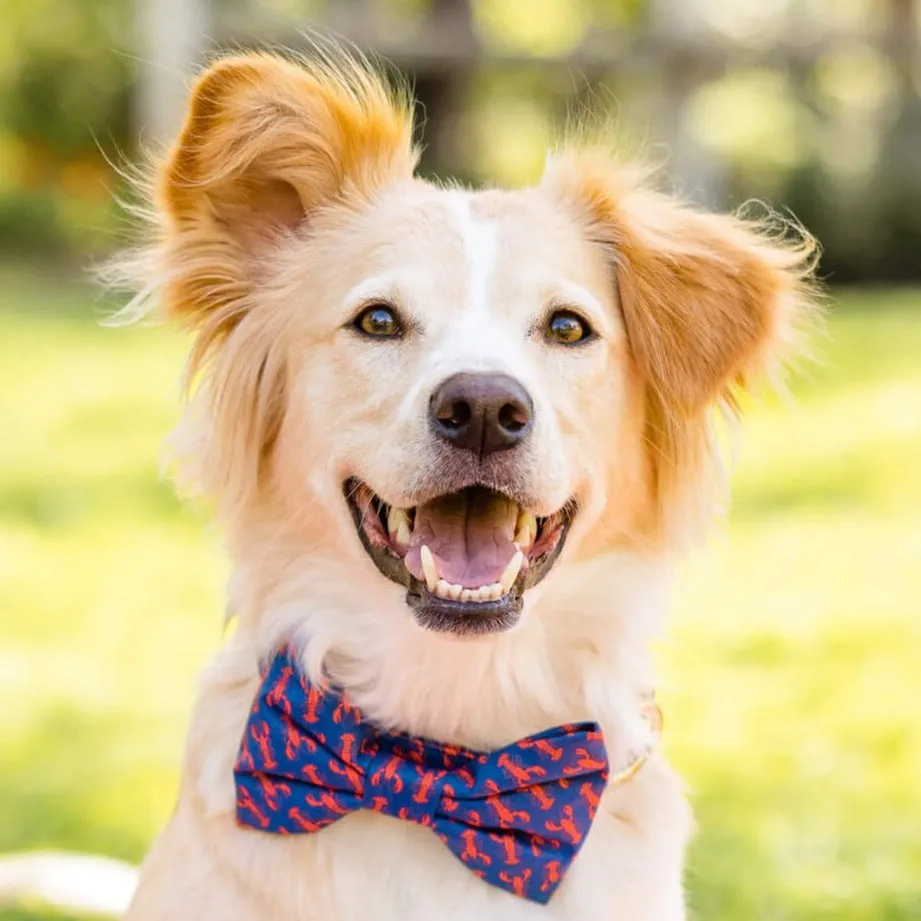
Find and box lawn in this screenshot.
[1,266,919,920]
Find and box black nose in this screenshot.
[429,372,534,456]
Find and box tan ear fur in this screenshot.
[114,50,418,513]
[159,51,418,359]
[543,149,819,541]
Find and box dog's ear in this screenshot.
[543,150,817,414]
[140,52,417,510]
[158,52,417,334]
[542,149,818,538]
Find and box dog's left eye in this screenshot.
[546,310,593,345]
[354,304,402,338]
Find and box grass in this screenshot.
[1,267,919,920]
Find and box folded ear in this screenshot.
[542,149,818,541]
[130,52,417,511]
[542,150,817,415]
[158,51,418,336]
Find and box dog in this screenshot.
[113,46,816,921]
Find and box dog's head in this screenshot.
[125,52,815,641]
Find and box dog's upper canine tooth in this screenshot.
[515,510,537,549]
[387,507,412,544]
[420,545,439,592]
[499,550,524,594]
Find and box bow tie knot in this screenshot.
[235,649,611,904]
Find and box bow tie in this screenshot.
[234,649,610,904]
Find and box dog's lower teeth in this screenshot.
[430,579,509,603]
[431,579,467,601]
[421,545,525,603]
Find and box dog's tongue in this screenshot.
[404,488,519,588]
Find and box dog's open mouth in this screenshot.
[345,479,573,635]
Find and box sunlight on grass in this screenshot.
[1,269,919,919]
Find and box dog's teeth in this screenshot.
[420,545,439,592]
[453,583,507,603]
[388,507,412,544]
[515,510,537,549]
[434,579,451,599]
[499,550,524,594]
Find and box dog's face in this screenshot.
[142,53,813,639]
[271,181,643,634]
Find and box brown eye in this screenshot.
[354,304,401,338]
[546,310,592,345]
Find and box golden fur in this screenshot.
[112,46,817,921]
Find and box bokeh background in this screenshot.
[1,1,919,919]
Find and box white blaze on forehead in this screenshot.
[429,193,524,372]
[452,193,497,327]
[397,192,530,425]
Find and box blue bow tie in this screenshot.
[234,649,610,904]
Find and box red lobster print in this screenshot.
[304,685,324,724]
[237,787,270,828]
[287,807,326,832]
[563,747,608,776]
[250,721,277,770]
[284,720,317,761]
[497,753,547,785]
[579,781,601,819]
[255,773,291,810]
[440,784,459,813]
[489,832,520,866]
[499,867,532,898]
[371,754,405,793]
[235,650,612,904]
[540,860,562,893]
[305,791,350,816]
[264,665,294,717]
[329,756,363,795]
[300,763,325,786]
[332,696,358,725]
[544,804,583,846]
[412,770,439,807]
[459,829,492,866]
[516,736,564,761]
[527,783,556,811]
[483,795,531,828]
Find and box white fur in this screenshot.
[114,44,816,921]
[126,551,690,921]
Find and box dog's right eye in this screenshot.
[353,304,402,339]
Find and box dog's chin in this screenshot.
[344,478,574,636]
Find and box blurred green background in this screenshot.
[1,1,920,919]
